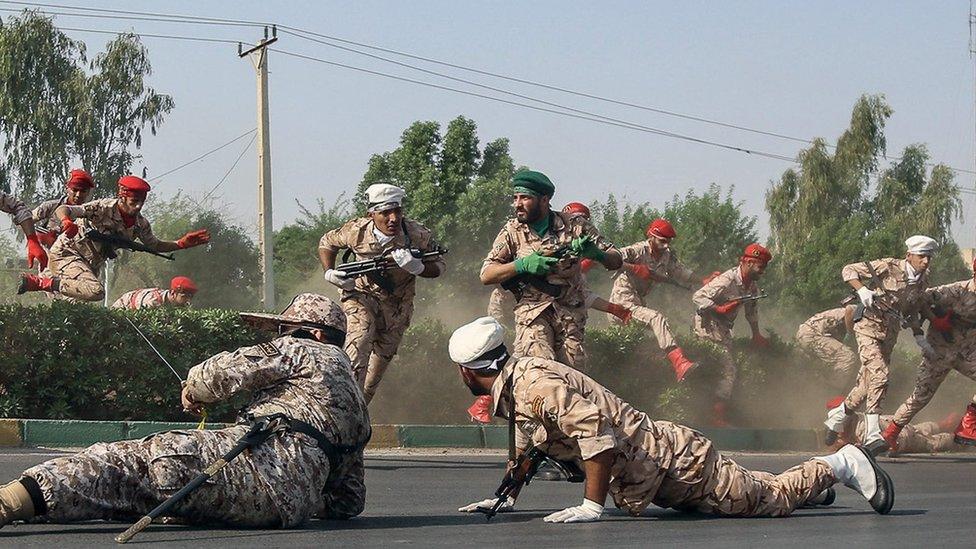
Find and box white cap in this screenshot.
[365,183,406,212]
[905,235,938,256]
[449,316,506,366]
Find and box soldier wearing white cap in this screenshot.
[318,183,445,403]
[450,317,894,523]
[824,235,937,455]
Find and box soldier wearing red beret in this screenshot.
[17,175,210,302]
[111,276,199,309]
[32,169,96,249]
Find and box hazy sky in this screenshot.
[4,1,976,248]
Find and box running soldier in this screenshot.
[16,176,210,301]
[823,236,937,454]
[824,398,969,455]
[692,243,772,426]
[795,306,859,395]
[318,183,445,403]
[0,293,371,530]
[450,317,894,523]
[111,276,199,309]
[882,261,976,449]
[1,190,47,271]
[480,171,622,370]
[31,169,96,247]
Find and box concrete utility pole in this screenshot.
[240,27,278,309]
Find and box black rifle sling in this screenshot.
[505,373,515,462]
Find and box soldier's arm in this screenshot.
[184,341,296,404]
[317,226,348,272]
[670,256,698,286]
[582,219,622,270]
[842,259,889,290]
[692,274,726,312]
[480,226,518,285]
[415,228,445,279]
[1,192,37,236]
[136,220,181,252]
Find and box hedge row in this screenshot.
[0,304,970,428]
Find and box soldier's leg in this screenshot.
[362,301,413,403]
[844,332,889,413]
[890,360,952,427]
[514,309,557,360]
[341,295,378,389]
[50,255,104,302]
[318,453,365,520]
[630,306,677,350]
[554,306,587,370]
[695,455,835,517]
[714,340,736,402]
[606,280,641,325]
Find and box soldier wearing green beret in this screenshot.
[480,170,621,370]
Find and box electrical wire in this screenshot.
[148,129,256,183]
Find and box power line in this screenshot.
[194,131,257,209]
[148,128,257,183]
[55,24,242,45]
[0,1,264,28]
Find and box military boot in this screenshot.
[665,347,697,383]
[17,274,57,295]
[816,445,894,515]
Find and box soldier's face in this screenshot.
[66,187,92,205]
[513,193,549,224]
[118,195,146,215]
[741,259,767,279]
[169,291,193,307]
[370,207,403,236]
[458,366,491,396]
[906,253,931,273]
[647,235,672,253]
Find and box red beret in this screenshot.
[646,218,676,239]
[66,169,94,190]
[742,243,772,264]
[170,276,198,294]
[118,175,151,193]
[561,202,591,219]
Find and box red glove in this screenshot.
[625,263,653,281]
[177,229,211,249]
[25,234,48,270]
[580,258,595,274]
[606,302,632,324]
[702,271,722,285]
[60,216,79,239]
[713,299,740,315]
[931,311,953,333]
[36,229,58,247]
[752,333,770,348]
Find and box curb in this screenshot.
[0,419,821,452]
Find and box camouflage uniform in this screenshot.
[848,415,962,454]
[493,356,835,517]
[795,306,859,390]
[692,267,760,400]
[608,242,695,322]
[48,198,166,302]
[487,287,514,324]
[110,288,170,309]
[890,279,976,427]
[842,259,928,414]
[482,212,615,370]
[1,191,32,226]
[21,335,370,526]
[319,216,445,402]
[31,196,67,233]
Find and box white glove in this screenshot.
[391,248,425,275]
[856,286,875,308]
[458,496,514,513]
[324,269,355,290]
[914,334,936,360]
[542,498,604,523]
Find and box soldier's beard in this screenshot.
[516,202,542,224]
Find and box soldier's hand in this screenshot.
[543,499,604,523]
[625,263,653,281]
[177,229,211,249]
[36,229,58,247]
[579,258,595,274]
[570,235,606,261]
[856,286,875,308]
[458,497,514,513]
[180,385,203,415]
[60,216,79,239]
[931,311,953,333]
[324,269,355,290]
[515,252,559,276]
[25,234,48,270]
[713,299,740,315]
[391,248,425,275]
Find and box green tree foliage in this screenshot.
[273,195,353,303]
[109,194,261,309]
[766,94,967,310]
[0,11,173,202]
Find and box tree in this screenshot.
[765,95,967,310]
[0,11,173,203]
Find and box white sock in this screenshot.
[863,413,881,442]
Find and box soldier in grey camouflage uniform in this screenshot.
[0,293,371,530]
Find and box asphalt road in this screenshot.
[0,449,973,547]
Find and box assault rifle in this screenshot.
[500,246,574,302]
[645,269,694,291]
[480,446,584,521]
[724,290,768,305]
[86,229,175,261]
[338,246,448,278]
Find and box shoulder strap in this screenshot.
[505,372,515,462]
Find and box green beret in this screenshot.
[512,170,555,198]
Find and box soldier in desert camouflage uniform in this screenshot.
[882,262,976,450]
[450,317,894,523]
[823,236,937,455]
[319,183,445,403]
[480,171,621,370]
[795,306,859,393]
[1,190,47,271]
[0,293,370,530]
[31,169,96,246]
[828,405,967,455]
[111,276,199,309]
[17,175,210,301]
[692,243,772,426]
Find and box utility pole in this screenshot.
[240,26,278,309]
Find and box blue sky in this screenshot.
[4,1,976,247]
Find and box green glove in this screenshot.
[570,235,606,261]
[515,252,560,275]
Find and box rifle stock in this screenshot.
[85,229,175,261]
